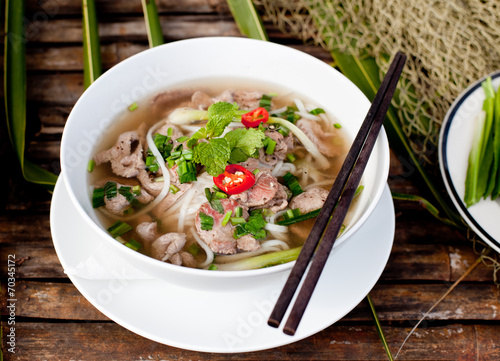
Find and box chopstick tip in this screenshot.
[283,327,296,336]
[267,318,280,328]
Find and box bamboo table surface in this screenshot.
[1,1,500,360]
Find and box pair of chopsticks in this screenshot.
[268,52,407,336]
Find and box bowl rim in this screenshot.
[60,36,390,279]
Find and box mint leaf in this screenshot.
[206,102,237,138]
[193,138,231,176]
[224,127,265,156]
[228,148,249,164]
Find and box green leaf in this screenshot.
[193,138,231,176]
[206,102,237,138]
[82,0,102,89]
[224,127,265,155]
[4,0,58,190]
[141,0,164,48]
[367,294,394,361]
[226,0,268,41]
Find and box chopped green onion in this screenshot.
[230,217,247,225]
[283,172,304,196]
[277,208,321,226]
[167,127,173,136]
[107,221,133,238]
[176,136,189,143]
[87,159,95,172]
[132,185,141,195]
[215,191,228,199]
[276,125,290,137]
[354,185,364,197]
[199,212,214,231]
[284,208,301,220]
[153,134,173,160]
[259,94,273,111]
[118,186,139,207]
[334,123,342,129]
[205,188,224,213]
[145,153,159,172]
[125,238,142,251]
[92,187,106,208]
[187,243,200,256]
[208,264,218,270]
[309,107,325,115]
[265,138,277,155]
[286,153,296,163]
[104,181,117,199]
[123,208,134,215]
[221,210,233,227]
[177,160,197,183]
[154,176,165,182]
[128,102,138,111]
[252,168,260,175]
[169,184,180,194]
[235,206,243,218]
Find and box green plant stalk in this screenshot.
[226,0,268,41]
[82,0,102,88]
[215,246,302,270]
[492,87,500,199]
[141,0,164,48]
[464,111,486,207]
[367,294,394,361]
[4,0,58,190]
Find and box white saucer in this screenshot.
[50,175,395,353]
[439,70,500,253]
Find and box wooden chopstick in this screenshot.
[268,52,407,335]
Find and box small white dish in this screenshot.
[50,175,395,353]
[439,70,500,253]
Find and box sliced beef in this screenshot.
[151,232,187,262]
[156,121,184,140]
[259,129,294,167]
[296,118,339,157]
[152,181,193,218]
[103,185,154,216]
[136,221,158,243]
[138,166,180,197]
[237,234,260,252]
[191,91,213,110]
[289,187,329,214]
[194,199,250,255]
[213,89,264,110]
[230,171,288,213]
[151,90,192,119]
[94,130,145,178]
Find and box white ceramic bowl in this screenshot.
[60,37,389,290]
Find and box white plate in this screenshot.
[50,175,395,353]
[439,70,500,253]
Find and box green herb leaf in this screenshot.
[193,138,231,176]
[199,212,214,231]
[206,102,237,138]
[225,127,266,155]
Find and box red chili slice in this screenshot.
[213,164,256,195]
[241,107,269,128]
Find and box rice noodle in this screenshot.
[296,111,322,121]
[265,222,288,233]
[271,106,288,114]
[274,162,296,177]
[271,160,284,177]
[305,179,335,190]
[190,227,213,268]
[293,98,307,113]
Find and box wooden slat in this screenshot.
[26,0,228,15]
[3,322,498,360]
[4,280,499,322]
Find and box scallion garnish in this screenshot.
[177,160,197,183]
[286,153,296,163]
[233,210,268,240]
[145,153,159,172]
[208,264,218,271]
[276,208,321,226]
[309,108,325,115]
[334,123,342,129]
[104,181,117,199]
[252,168,260,175]
[176,136,189,143]
[92,187,106,208]
[205,187,225,213]
[187,243,200,256]
[221,210,233,227]
[259,94,273,111]
[230,217,246,225]
[118,186,139,207]
[153,133,173,160]
[107,221,133,238]
[128,102,138,111]
[199,212,214,231]
[167,127,173,136]
[354,185,364,197]
[234,206,243,218]
[132,185,141,195]
[125,238,142,251]
[169,184,180,194]
[283,172,304,196]
[284,208,301,220]
[87,159,95,172]
[215,191,228,199]
[265,138,277,155]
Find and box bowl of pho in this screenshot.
[60,37,389,289]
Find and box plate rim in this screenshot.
[439,69,500,253]
[50,174,395,353]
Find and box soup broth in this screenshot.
[88,79,356,270]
